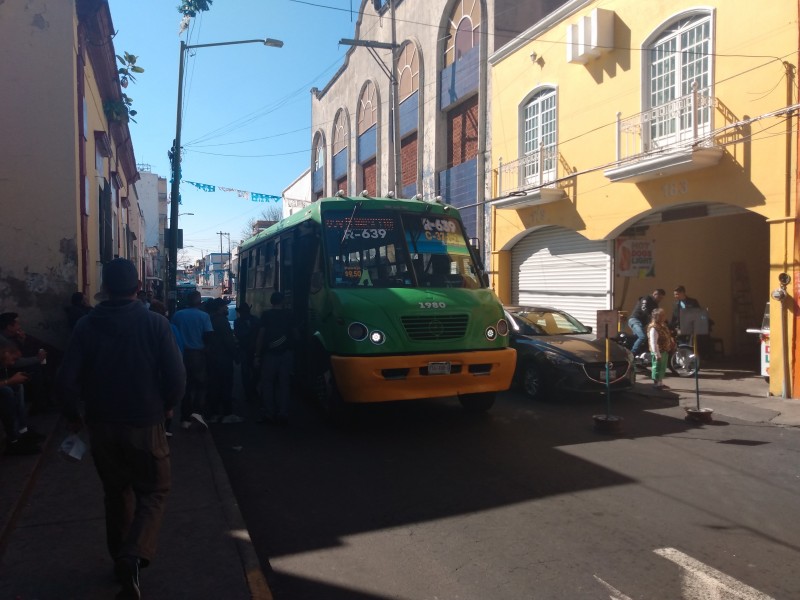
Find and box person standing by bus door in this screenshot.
[234,303,260,404]
[254,292,294,425]
[171,291,212,431]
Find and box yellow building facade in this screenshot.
[488,0,798,397]
[0,0,141,348]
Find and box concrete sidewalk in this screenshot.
[0,417,270,600]
[628,364,800,428]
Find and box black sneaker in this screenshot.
[190,412,208,430]
[114,556,141,600]
[19,428,46,444]
[5,439,41,456]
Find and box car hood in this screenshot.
[516,333,630,362]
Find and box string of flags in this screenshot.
[183,180,281,203]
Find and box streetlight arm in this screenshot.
[166,36,283,316]
[187,38,284,50]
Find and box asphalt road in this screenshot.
[212,387,800,600]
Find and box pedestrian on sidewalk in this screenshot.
[171,290,213,431]
[0,336,40,456]
[150,300,184,437]
[254,291,295,424]
[233,302,260,404]
[55,258,186,600]
[206,298,243,424]
[647,307,675,391]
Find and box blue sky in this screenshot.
[107,0,361,262]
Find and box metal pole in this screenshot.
[166,38,282,316]
[390,0,402,197]
[168,40,187,317]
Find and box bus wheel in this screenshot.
[458,392,495,413]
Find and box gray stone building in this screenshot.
[310,0,570,251]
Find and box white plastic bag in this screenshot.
[59,433,87,462]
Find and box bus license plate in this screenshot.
[428,361,451,375]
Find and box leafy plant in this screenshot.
[116,52,144,89]
[104,94,137,124]
[178,0,212,33]
[178,0,213,17]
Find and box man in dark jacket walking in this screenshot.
[56,258,186,600]
[627,288,666,358]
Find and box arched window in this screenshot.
[397,42,419,101]
[332,110,349,194]
[357,81,377,134]
[522,88,557,184]
[313,136,325,171]
[332,111,348,156]
[444,0,481,67]
[358,82,378,195]
[312,132,326,199]
[647,13,712,145]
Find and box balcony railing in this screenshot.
[615,86,717,162]
[496,145,560,197]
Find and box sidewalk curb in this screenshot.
[202,433,273,600]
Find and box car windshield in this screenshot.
[512,309,591,335]
[322,207,483,289]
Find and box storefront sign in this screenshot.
[616,238,655,278]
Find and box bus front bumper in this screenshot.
[331,348,517,403]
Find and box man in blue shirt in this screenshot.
[171,291,213,430]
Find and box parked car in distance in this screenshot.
[505,306,635,400]
[227,303,237,329]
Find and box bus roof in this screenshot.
[240,195,462,252]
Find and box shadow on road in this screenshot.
[212,380,705,598]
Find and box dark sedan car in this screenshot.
[506,306,635,400]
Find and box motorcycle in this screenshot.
[613,330,698,377]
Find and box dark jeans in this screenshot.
[259,351,293,420]
[240,357,258,403]
[627,317,647,356]
[0,385,19,442]
[206,355,234,417]
[180,349,207,421]
[88,421,171,565]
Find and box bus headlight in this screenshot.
[369,330,386,345]
[496,319,509,336]
[348,322,369,341]
[485,326,498,341]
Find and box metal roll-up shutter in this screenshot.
[511,227,611,330]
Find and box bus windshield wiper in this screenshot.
[341,201,362,245]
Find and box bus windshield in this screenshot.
[322,208,483,289]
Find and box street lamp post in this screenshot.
[167,37,283,316]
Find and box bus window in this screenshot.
[279,237,293,294]
[247,248,256,289]
[256,242,274,288]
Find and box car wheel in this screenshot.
[458,392,495,413]
[522,362,545,400]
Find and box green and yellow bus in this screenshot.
[238,194,516,415]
